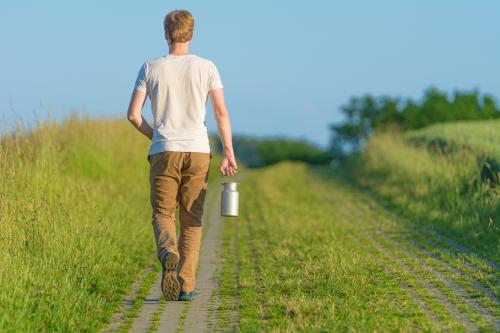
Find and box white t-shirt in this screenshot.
[134,54,224,155]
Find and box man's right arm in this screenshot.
[209,88,237,177]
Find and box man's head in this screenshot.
[164,10,194,45]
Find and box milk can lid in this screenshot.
[221,182,239,190]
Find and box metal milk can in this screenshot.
[221,182,239,217]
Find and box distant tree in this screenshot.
[329,88,500,156]
[256,138,331,166]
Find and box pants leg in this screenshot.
[177,152,211,292]
[149,151,183,261]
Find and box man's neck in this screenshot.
[168,42,190,56]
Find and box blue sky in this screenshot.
[1,1,499,147]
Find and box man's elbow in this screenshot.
[127,112,140,125]
[127,113,135,123]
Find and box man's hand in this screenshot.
[220,150,238,176]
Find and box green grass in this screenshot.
[218,162,452,332]
[0,117,156,332]
[0,116,224,332]
[3,115,498,331]
[343,120,500,265]
[117,266,160,333]
[218,161,499,331]
[146,296,167,333]
[406,118,500,160]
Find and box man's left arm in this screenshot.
[127,89,153,140]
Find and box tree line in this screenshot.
[329,88,500,157]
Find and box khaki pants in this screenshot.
[148,151,212,293]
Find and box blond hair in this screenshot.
[164,10,194,44]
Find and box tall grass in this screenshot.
[0,117,156,332]
[406,119,500,160]
[344,120,500,264]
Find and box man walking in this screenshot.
[127,9,237,302]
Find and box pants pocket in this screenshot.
[205,153,213,183]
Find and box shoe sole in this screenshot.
[161,253,180,301]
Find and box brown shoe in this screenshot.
[161,252,180,301]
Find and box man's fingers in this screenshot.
[220,159,238,177]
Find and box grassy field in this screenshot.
[217,162,499,331]
[344,120,500,265]
[0,117,157,332]
[1,117,498,332]
[406,118,500,160]
[0,116,225,332]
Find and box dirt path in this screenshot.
[101,182,225,333]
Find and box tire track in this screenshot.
[424,228,500,273]
[346,202,496,330]
[214,200,241,332]
[100,264,155,333]
[342,186,499,330]
[366,232,476,332]
[314,167,499,277]
[241,187,273,324]
[154,301,185,332]
[326,191,482,331]
[329,185,499,289]
[360,225,475,330]
[354,201,499,302]
[229,212,242,331]
[181,186,223,332]
[329,202,444,329]
[390,231,500,308]
[128,272,163,332]
[380,229,500,330]
[360,194,500,275]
